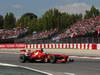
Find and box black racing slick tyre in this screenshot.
[50,56,56,63]
[19,55,27,63]
[68,58,74,62]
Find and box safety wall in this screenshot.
[97,44,100,50]
[0,43,98,50]
[26,43,97,50]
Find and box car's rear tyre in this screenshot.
[50,56,56,63]
[19,54,27,63]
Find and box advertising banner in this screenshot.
[0,43,26,48]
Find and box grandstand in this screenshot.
[0,16,100,44]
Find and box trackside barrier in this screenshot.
[26,43,97,50]
[0,43,98,50]
[97,44,100,50]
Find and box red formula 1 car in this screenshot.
[19,49,74,63]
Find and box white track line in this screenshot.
[0,63,17,67]
[0,63,53,75]
[69,56,100,59]
[64,72,75,75]
[0,52,18,54]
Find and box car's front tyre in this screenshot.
[68,58,74,62]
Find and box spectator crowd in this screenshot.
[0,28,27,39]
[52,16,100,40]
[0,16,100,42]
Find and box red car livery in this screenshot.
[19,49,74,63]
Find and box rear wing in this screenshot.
[20,50,26,54]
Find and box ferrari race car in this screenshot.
[19,49,74,63]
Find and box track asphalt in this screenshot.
[0,52,100,75]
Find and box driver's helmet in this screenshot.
[41,48,48,54]
[41,48,44,52]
